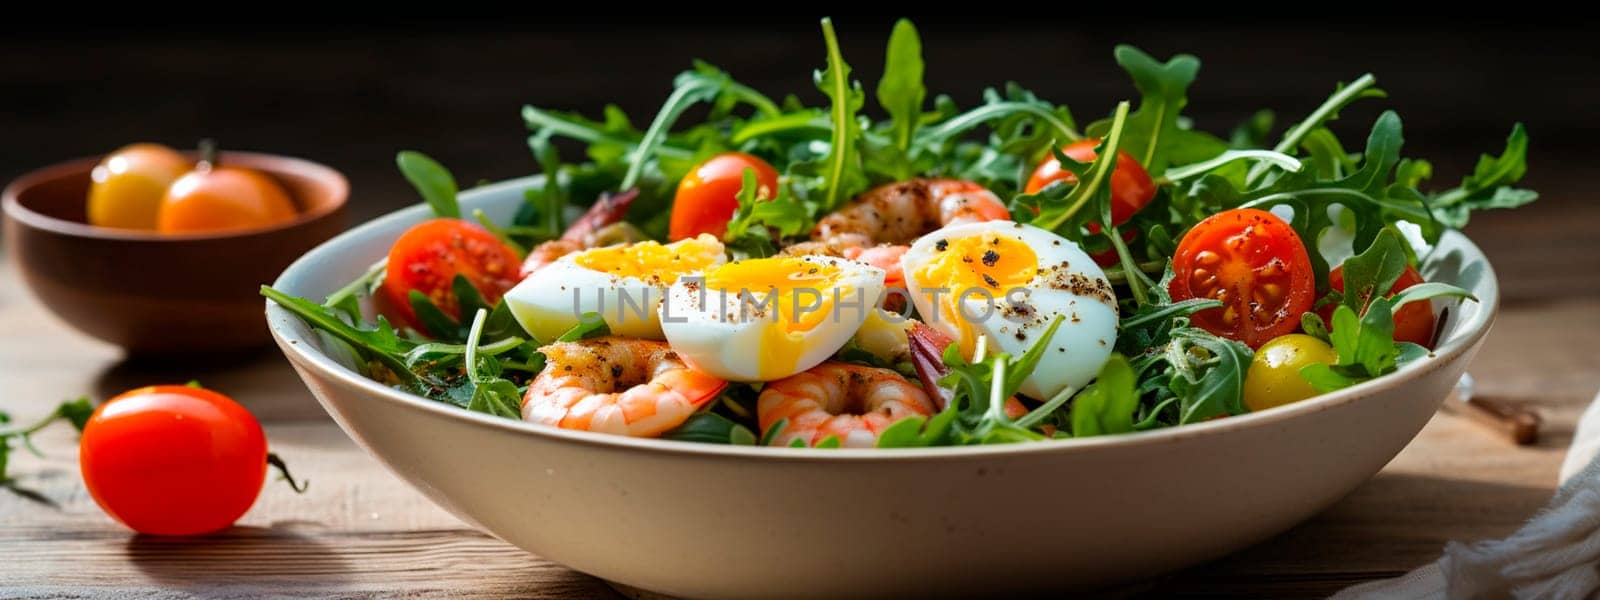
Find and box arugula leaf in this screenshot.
[1429,123,1537,228]
[410,290,465,341]
[522,103,694,168]
[1337,229,1409,315]
[521,132,568,240]
[322,260,385,323]
[1115,297,1221,356]
[455,309,525,419]
[396,151,461,219]
[877,19,925,156]
[1301,312,1332,344]
[663,413,757,445]
[1299,127,1357,179]
[1068,355,1138,437]
[262,286,418,383]
[675,60,783,119]
[1164,149,1301,182]
[1388,282,1476,310]
[1163,328,1252,424]
[802,18,869,211]
[1246,74,1383,187]
[1025,102,1132,235]
[722,169,812,257]
[1086,46,1201,177]
[876,400,962,448]
[911,83,1078,197]
[466,378,523,419]
[1301,301,1398,392]
[620,75,723,191]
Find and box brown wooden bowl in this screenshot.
[3,151,347,355]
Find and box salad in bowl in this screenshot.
[264,18,1533,451]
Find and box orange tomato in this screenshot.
[157,165,298,234]
[87,143,190,230]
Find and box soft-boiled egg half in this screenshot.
[901,221,1118,400]
[504,235,725,342]
[661,255,885,382]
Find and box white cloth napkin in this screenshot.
[1334,389,1600,599]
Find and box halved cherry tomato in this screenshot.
[383,219,521,332]
[670,152,778,240]
[80,385,268,536]
[157,166,298,234]
[1319,264,1436,348]
[1024,138,1158,227]
[1168,208,1315,348]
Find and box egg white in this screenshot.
[901,221,1118,400]
[660,255,886,382]
[504,235,725,343]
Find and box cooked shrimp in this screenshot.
[519,189,639,278]
[785,179,1010,287]
[758,362,937,448]
[523,336,727,437]
[814,178,1010,247]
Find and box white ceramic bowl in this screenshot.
[266,177,1498,598]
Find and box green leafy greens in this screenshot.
[263,18,1536,449]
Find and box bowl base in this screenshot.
[605,581,682,600]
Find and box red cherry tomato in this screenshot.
[79,386,267,536]
[383,219,521,332]
[1320,264,1436,348]
[670,152,779,240]
[1168,208,1316,349]
[1024,138,1158,227]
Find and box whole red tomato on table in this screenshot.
[79,385,301,536]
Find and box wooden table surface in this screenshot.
[3,193,1599,598]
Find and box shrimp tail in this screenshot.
[562,188,638,244]
[521,189,641,279]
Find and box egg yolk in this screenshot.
[574,236,721,284]
[912,233,1039,356]
[702,257,857,380]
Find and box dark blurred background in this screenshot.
[4,20,1597,300]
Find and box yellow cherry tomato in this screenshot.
[87,143,191,230]
[1243,334,1338,412]
[156,166,298,234]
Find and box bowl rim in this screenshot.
[266,175,1499,462]
[2,150,349,242]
